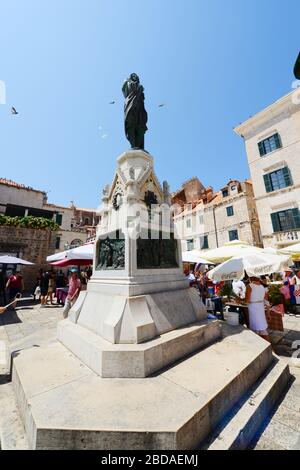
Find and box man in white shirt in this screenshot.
[232,279,246,299]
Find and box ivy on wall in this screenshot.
[0,215,59,231]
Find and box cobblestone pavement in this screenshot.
[254,315,300,450]
[0,298,62,368]
[1,298,300,450]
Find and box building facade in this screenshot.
[0,178,100,289]
[0,178,99,253]
[172,177,262,252]
[234,89,300,249]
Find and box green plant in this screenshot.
[0,215,59,231]
[219,282,234,299]
[268,284,283,306]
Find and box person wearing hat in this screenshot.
[63,268,81,319]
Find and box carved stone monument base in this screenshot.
[57,149,207,375]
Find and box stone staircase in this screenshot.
[5,321,290,450]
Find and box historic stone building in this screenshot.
[172,177,262,252]
[0,225,56,291]
[0,178,99,252]
[234,88,300,249]
[0,178,99,289]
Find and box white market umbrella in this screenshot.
[280,242,300,259]
[67,243,94,260]
[46,250,68,262]
[0,255,34,265]
[47,243,94,264]
[203,240,263,264]
[182,250,213,265]
[207,252,292,282]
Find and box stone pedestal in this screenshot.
[58,150,207,377]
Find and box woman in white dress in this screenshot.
[245,277,270,342]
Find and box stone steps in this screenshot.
[0,380,29,450]
[201,358,290,450]
[9,325,289,450]
[57,318,222,378]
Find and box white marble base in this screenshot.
[61,281,207,346]
[57,319,221,378]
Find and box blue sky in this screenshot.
[0,0,299,208]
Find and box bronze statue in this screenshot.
[122,73,148,150]
[294,53,300,79]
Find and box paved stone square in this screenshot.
[0,298,300,450]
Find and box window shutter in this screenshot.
[258,141,265,156]
[274,133,282,149]
[56,213,63,225]
[271,213,280,233]
[291,208,300,229]
[282,167,293,187]
[263,174,273,193]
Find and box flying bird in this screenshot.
[158,103,165,108]
[109,101,116,105]
[11,107,19,115]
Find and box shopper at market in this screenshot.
[6,270,24,304]
[40,271,50,307]
[0,270,7,306]
[63,268,81,319]
[245,276,270,342]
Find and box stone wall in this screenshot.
[0,226,57,291]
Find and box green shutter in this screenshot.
[56,213,63,225]
[274,133,282,149]
[282,167,293,187]
[263,174,273,193]
[258,141,265,156]
[271,213,280,233]
[292,208,300,229]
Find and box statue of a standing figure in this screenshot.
[122,73,148,150]
[294,52,300,79]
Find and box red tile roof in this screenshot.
[0,178,45,193]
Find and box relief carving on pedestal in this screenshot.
[96,231,125,270]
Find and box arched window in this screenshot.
[70,239,83,248]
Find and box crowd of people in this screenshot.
[0,266,93,318]
[185,265,300,342]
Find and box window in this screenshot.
[271,208,300,233]
[200,235,209,250]
[258,133,282,156]
[186,218,192,228]
[70,239,83,248]
[229,229,239,242]
[55,236,61,250]
[226,206,234,217]
[263,167,293,193]
[222,189,229,198]
[199,214,204,225]
[187,239,194,251]
[231,185,237,191]
[55,213,63,225]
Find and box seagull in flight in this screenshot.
[11,106,19,115]
[158,103,165,108]
[109,101,116,105]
